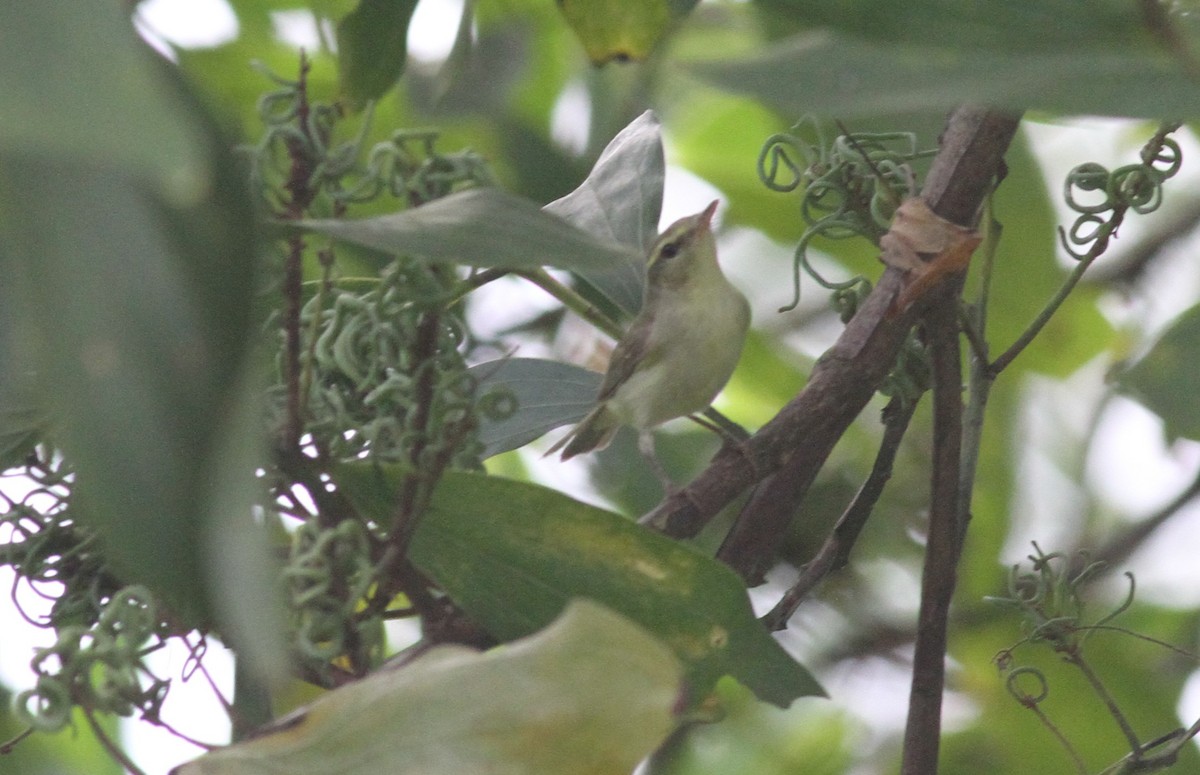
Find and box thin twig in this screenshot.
[514,268,625,340]
[83,706,147,775]
[1088,466,1200,574]
[0,726,34,754]
[281,53,317,450]
[762,394,919,630]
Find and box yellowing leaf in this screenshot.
[174,601,682,775]
[334,467,824,707]
[557,0,700,64]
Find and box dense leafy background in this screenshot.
[5,1,1200,773]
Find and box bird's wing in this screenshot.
[595,306,657,403]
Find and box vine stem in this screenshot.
[988,243,1105,376]
[514,268,624,340]
[298,247,335,419]
[1026,700,1089,774]
[991,121,1181,376]
[959,196,1001,523]
[1068,650,1142,754]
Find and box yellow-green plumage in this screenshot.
[549,200,750,460]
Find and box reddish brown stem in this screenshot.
[901,286,966,775]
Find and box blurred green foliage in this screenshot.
[4,1,1200,773]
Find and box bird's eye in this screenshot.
[659,242,680,260]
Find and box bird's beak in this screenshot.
[700,200,719,227]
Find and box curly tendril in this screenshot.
[1005,666,1051,707]
[288,260,484,467]
[1,455,176,735]
[334,129,494,206]
[13,587,170,732]
[987,543,1110,639]
[986,544,1145,664]
[285,520,379,661]
[1058,124,1182,260]
[247,78,491,675]
[758,120,934,312]
[1,454,124,634]
[248,68,493,215]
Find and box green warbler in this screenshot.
[549,200,750,466]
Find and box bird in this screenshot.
[548,200,750,481]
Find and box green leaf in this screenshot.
[428,0,478,101]
[337,467,824,707]
[336,0,420,108]
[174,600,683,775]
[689,31,1200,119]
[470,358,601,458]
[0,370,43,470]
[201,372,288,686]
[0,74,262,625]
[751,0,1147,52]
[0,4,205,187]
[299,187,641,273]
[545,110,663,314]
[558,0,701,64]
[1116,303,1200,441]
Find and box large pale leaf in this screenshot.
[201,370,287,685]
[300,187,641,273]
[336,468,823,707]
[174,600,683,775]
[0,73,263,626]
[544,110,664,313]
[0,368,42,470]
[0,4,205,185]
[690,31,1200,119]
[1116,303,1200,441]
[470,358,602,458]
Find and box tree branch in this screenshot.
[644,108,1022,577]
[1085,465,1200,574]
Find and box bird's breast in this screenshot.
[607,278,749,430]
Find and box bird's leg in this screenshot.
[637,431,677,496]
[695,408,750,443]
[690,409,760,481]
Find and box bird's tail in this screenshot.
[546,404,619,460]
